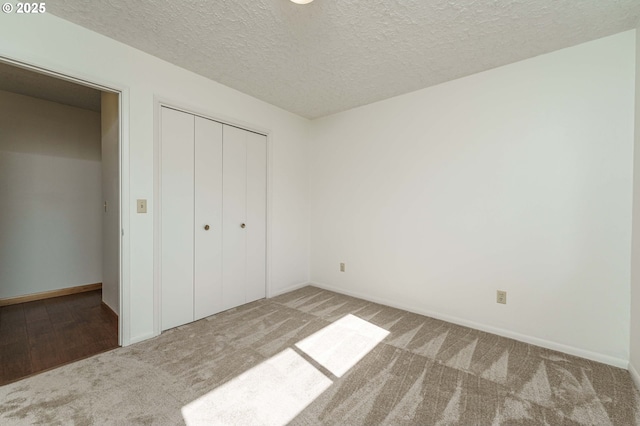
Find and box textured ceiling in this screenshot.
[0,61,101,111]
[48,0,640,119]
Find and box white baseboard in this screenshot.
[630,362,640,392]
[310,281,628,369]
[268,281,311,298]
[128,332,158,346]
[129,283,311,347]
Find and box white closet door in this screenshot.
[194,117,223,320]
[161,107,194,331]
[246,131,267,303]
[222,125,248,310]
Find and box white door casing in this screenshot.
[101,92,121,315]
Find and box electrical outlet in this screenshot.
[496,290,507,304]
[340,262,345,272]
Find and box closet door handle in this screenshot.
[241,223,246,229]
[204,225,210,231]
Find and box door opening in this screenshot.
[0,60,123,384]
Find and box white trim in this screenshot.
[154,98,271,137]
[153,98,273,335]
[0,56,121,94]
[0,54,131,347]
[118,88,131,347]
[265,129,274,298]
[128,332,158,345]
[630,362,640,392]
[310,281,629,369]
[269,281,311,298]
[153,98,162,337]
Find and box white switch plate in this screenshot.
[340,262,345,272]
[137,199,147,213]
[497,290,507,304]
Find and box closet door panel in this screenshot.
[222,125,247,310]
[160,107,194,331]
[194,117,223,320]
[246,132,267,303]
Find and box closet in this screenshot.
[160,106,266,331]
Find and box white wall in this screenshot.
[0,14,310,344]
[309,31,635,366]
[630,26,640,389]
[101,92,119,315]
[0,90,102,299]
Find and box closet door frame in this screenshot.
[153,99,272,336]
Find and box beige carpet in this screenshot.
[1,286,638,425]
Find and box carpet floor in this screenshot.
[0,286,638,425]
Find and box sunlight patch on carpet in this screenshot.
[181,314,389,425]
[181,348,332,426]
[295,314,390,378]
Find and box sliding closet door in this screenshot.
[160,107,194,331]
[194,117,223,320]
[245,131,267,303]
[222,125,248,310]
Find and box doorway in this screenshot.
[0,61,122,384]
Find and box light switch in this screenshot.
[137,199,147,213]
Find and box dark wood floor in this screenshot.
[0,290,118,385]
